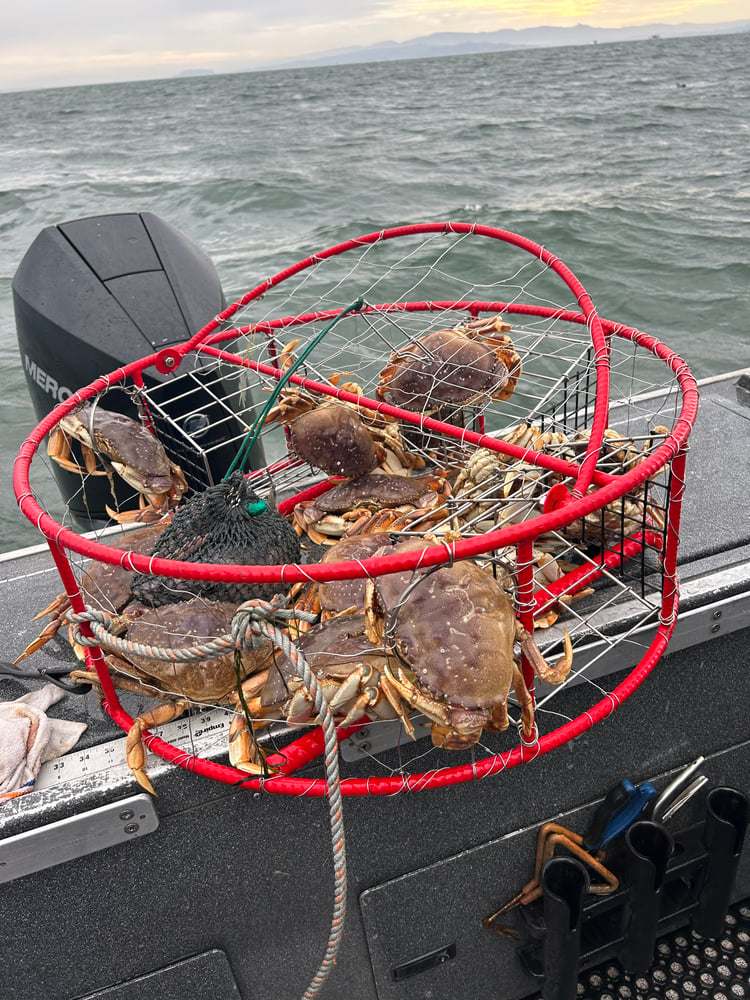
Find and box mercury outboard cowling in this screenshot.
[13,212,260,528]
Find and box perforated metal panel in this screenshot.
[556,900,750,1000]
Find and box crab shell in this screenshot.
[318,531,395,615]
[367,540,524,748]
[79,522,171,612]
[376,327,520,414]
[293,472,450,544]
[288,406,383,478]
[316,473,438,514]
[104,598,274,702]
[51,404,187,508]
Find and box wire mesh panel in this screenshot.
[14,223,698,799]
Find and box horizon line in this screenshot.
[2,17,748,96]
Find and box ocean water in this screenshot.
[0,31,748,553]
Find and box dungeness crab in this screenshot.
[255,613,406,731]
[376,315,522,415]
[48,402,188,518]
[364,539,572,750]
[265,344,423,478]
[288,532,395,628]
[69,597,277,794]
[291,471,450,543]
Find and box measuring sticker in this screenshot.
[35,707,235,790]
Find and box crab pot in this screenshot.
[540,856,590,1000]
[13,212,264,527]
[620,820,673,972]
[13,221,700,800]
[692,786,749,937]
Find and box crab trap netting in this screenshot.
[14,223,699,798]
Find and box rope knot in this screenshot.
[231,594,319,651]
[231,594,293,651]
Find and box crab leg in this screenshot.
[126,700,190,795]
[517,624,573,685]
[47,426,110,477]
[14,594,74,663]
[487,698,509,733]
[509,661,536,739]
[378,670,416,739]
[228,709,272,774]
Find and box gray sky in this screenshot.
[1,0,746,91]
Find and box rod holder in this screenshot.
[620,820,673,973]
[506,782,748,990]
[692,786,749,938]
[541,856,589,1000]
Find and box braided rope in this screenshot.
[69,597,346,1000]
[67,595,314,662]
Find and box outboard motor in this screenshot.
[13,212,261,527]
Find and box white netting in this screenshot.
[15,223,696,797]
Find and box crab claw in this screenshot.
[106,503,172,525]
[518,626,573,685]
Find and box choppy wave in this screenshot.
[0,31,748,551]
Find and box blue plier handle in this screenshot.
[583,779,657,851]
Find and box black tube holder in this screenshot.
[540,856,589,1000]
[516,785,748,995]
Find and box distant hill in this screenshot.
[266,20,749,70]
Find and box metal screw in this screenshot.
[252,793,261,801]
[358,742,371,753]
[711,622,721,633]
[124,823,140,835]
[712,610,722,620]
[119,809,134,821]
[357,728,369,739]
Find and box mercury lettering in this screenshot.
[24,355,73,402]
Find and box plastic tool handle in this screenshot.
[583,780,657,851]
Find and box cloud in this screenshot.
[1,0,747,90]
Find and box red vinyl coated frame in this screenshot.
[13,225,698,796]
[13,313,697,796]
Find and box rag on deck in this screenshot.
[0,683,87,798]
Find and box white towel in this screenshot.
[0,683,87,798]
